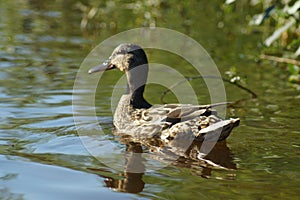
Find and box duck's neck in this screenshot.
[125,65,152,109]
[128,85,151,109]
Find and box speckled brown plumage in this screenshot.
[89,43,240,155]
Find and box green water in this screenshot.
[1,0,299,199]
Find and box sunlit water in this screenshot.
[1,1,299,199]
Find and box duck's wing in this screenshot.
[135,102,231,126]
[150,102,231,125]
[151,103,240,142]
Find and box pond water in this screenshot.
[1,0,299,199]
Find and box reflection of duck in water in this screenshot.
[89,43,239,144]
[101,140,236,193]
[104,142,145,193]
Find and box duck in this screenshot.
[88,43,240,146]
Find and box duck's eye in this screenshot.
[103,60,110,65]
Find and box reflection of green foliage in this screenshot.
[288,64,300,84]
[76,0,163,31]
[225,66,247,85]
[227,0,300,86]
[288,64,299,75]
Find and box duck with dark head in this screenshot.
[89,44,151,109]
[89,43,240,156]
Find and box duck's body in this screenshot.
[89,43,239,145]
[113,94,239,143]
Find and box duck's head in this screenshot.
[88,43,151,109]
[88,43,148,73]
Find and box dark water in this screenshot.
[1,1,300,199]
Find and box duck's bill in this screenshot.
[88,60,115,74]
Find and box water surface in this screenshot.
[1,1,299,199]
